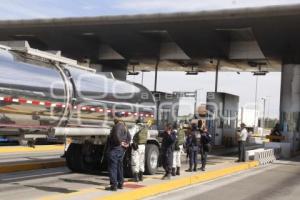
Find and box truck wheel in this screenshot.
[66,143,82,172]
[145,144,159,175]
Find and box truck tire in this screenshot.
[145,144,159,175]
[66,143,82,172]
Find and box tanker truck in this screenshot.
[0,42,160,175]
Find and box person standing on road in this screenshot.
[131,118,147,182]
[172,123,185,176]
[200,127,212,171]
[237,123,248,162]
[106,114,131,191]
[186,125,199,172]
[270,123,282,142]
[161,124,176,180]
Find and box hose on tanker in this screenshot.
[53,63,73,151]
[53,63,72,127]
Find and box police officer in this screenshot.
[131,118,148,182]
[200,127,211,171]
[186,125,198,172]
[172,124,185,176]
[106,113,131,191]
[161,124,176,180]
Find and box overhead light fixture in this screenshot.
[128,71,139,76]
[252,71,268,76]
[186,71,198,75]
[185,66,203,75]
[14,34,35,37]
[127,65,139,76]
[82,32,95,36]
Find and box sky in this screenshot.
[0,0,290,118]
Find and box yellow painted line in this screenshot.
[96,161,259,200]
[0,159,65,174]
[0,145,64,154]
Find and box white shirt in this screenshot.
[238,128,248,141]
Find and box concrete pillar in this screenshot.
[280,64,300,156]
[91,61,128,80]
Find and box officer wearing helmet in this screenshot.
[131,117,148,182]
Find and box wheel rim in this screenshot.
[150,150,158,169]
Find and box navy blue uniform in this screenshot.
[200,132,211,170]
[161,131,176,176]
[107,121,131,189]
[186,131,198,171]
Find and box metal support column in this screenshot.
[154,58,159,92]
[215,59,220,93]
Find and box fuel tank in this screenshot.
[0,48,155,136]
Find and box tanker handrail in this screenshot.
[0,40,96,73]
[0,44,11,51]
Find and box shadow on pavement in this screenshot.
[60,178,106,186]
[24,185,77,193]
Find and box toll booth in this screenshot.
[152,92,180,130]
[206,92,239,146]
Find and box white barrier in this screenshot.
[245,148,265,161]
[245,148,276,164]
[254,149,276,165]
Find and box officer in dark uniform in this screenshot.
[200,127,212,171]
[106,113,131,191]
[186,125,199,172]
[161,124,176,180]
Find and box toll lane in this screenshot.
[146,158,300,200]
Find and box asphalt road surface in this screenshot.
[146,157,300,200]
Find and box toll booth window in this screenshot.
[223,110,230,128]
[230,111,237,128]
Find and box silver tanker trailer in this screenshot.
[0,42,160,175]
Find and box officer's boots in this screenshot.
[171,168,176,176]
[186,164,193,172]
[134,172,139,182]
[193,164,197,172]
[176,167,180,175]
[138,171,143,181]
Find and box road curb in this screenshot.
[98,161,259,200]
[0,159,66,174]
